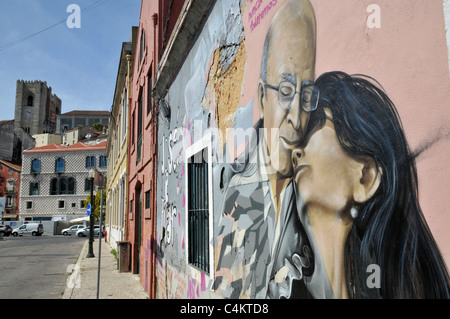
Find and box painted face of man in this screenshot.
[259,0,316,178]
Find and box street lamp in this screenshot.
[86,168,95,258]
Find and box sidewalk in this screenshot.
[62,238,148,299]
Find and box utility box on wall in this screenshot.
[117,241,131,273]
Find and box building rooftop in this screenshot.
[0,159,22,171]
[59,110,110,116]
[23,141,107,154]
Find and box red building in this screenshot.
[126,0,184,298]
[0,160,21,221]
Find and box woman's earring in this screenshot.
[350,207,358,219]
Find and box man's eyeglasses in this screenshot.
[264,81,319,112]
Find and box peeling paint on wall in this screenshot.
[205,43,246,147]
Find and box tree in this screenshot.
[93,122,105,132]
[83,189,106,221]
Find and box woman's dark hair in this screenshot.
[312,71,450,298]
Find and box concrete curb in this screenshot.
[62,239,88,299]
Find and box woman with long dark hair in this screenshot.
[289,71,450,298]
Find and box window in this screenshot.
[131,111,135,145]
[50,178,58,195]
[60,178,68,194]
[55,157,65,173]
[147,71,152,114]
[187,148,210,274]
[99,156,107,167]
[58,200,65,209]
[86,156,95,168]
[26,201,33,209]
[68,177,75,194]
[71,203,76,208]
[137,91,143,163]
[50,177,75,195]
[139,29,145,64]
[122,90,127,140]
[31,158,41,173]
[145,190,150,209]
[85,178,92,192]
[29,182,39,196]
[138,91,143,137]
[80,200,85,208]
[5,196,12,207]
[27,95,33,106]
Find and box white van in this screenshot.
[12,223,44,237]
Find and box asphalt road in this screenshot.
[0,234,86,299]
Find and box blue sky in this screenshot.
[0,0,141,121]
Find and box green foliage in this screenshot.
[110,249,117,261]
[84,189,106,221]
[93,122,105,132]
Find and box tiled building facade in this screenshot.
[20,142,107,221]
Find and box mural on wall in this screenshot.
[156,0,450,299]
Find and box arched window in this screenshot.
[59,178,68,194]
[27,95,34,106]
[68,177,75,194]
[55,157,65,173]
[50,178,58,195]
[50,177,75,195]
[31,158,41,173]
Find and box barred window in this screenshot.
[187,149,210,274]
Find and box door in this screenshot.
[18,225,27,235]
[70,226,77,235]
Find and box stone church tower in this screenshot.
[14,80,62,135]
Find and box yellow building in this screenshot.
[105,29,136,250]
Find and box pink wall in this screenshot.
[127,0,161,298]
[309,0,450,266]
[241,0,450,268]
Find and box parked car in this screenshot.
[11,223,44,236]
[0,225,12,237]
[61,225,85,236]
[76,225,104,237]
